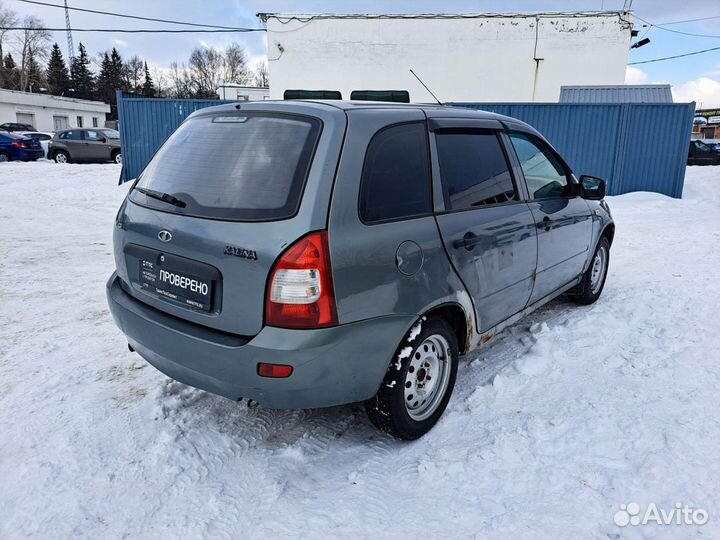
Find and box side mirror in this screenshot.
[579,175,606,200]
[98,136,106,143]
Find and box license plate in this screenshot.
[139,259,212,311]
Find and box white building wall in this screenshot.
[217,85,270,101]
[263,12,632,102]
[0,89,110,131]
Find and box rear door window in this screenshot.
[359,122,432,223]
[130,113,321,221]
[435,131,517,210]
[60,131,82,140]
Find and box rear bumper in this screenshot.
[106,273,413,409]
[15,149,44,160]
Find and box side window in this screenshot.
[435,131,517,210]
[359,122,432,223]
[509,132,571,200]
[85,130,102,141]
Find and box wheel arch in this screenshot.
[601,222,615,246]
[423,302,471,355]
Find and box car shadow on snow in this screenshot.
[147,296,582,449]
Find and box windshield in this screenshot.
[130,112,321,221]
[101,129,120,139]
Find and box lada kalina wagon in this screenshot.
[107,101,613,439]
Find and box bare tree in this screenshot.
[151,67,169,98]
[253,60,269,87]
[123,54,144,93]
[0,2,17,81]
[223,43,249,85]
[15,15,50,91]
[188,46,223,97]
[169,61,193,99]
[187,42,249,98]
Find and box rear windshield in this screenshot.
[130,112,322,221]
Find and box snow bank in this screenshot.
[1,163,719,539]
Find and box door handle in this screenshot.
[453,231,479,251]
[537,216,553,231]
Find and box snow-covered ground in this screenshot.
[1,162,719,539]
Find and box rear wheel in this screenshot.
[112,150,122,164]
[53,150,70,164]
[0,152,9,163]
[365,317,459,440]
[568,236,610,305]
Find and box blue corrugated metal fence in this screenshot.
[449,103,695,198]
[118,93,695,198]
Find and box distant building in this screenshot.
[560,84,673,104]
[0,89,110,131]
[258,11,633,102]
[217,84,270,101]
[692,108,720,140]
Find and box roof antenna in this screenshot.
[409,68,442,105]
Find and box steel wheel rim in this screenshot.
[115,153,122,164]
[590,246,607,294]
[56,153,67,163]
[403,334,451,421]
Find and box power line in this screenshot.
[652,14,720,26]
[634,14,720,38]
[0,26,264,33]
[13,0,263,31]
[628,45,720,65]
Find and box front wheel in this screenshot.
[112,151,122,164]
[569,236,610,305]
[365,317,459,440]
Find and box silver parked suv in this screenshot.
[49,128,122,164]
[107,101,613,439]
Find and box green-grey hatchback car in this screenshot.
[107,100,613,439]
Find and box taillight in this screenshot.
[265,230,338,329]
[10,142,26,148]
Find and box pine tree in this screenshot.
[46,43,70,96]
[109,48,124,92]
[70,42,94,100]
[24,50,44,92]
[141,61,155,97]
[2,53,19,90]
[96,51,113,103]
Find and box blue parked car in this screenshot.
[0,131,44,162]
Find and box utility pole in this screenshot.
[64,0,74,61]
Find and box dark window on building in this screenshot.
[436,131,517,211]
[359,122,432,223]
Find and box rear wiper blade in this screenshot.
[134,187,187,208]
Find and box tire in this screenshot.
[568,236,610,305]
[365,317,459,440]
[112,150,122,165]
[0,152,9,163]
[53,150,70,164]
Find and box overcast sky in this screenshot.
[5,0,720,106]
